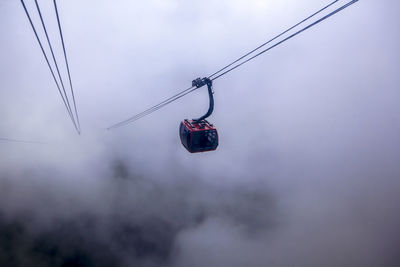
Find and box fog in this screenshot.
[0,0,399,266]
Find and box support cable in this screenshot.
[208,0,339,79]
[211,0,359,81]
[20,0,80,133]
[107,1,337,129]
[33,0,78,132]
[0,137,45,145]
[107,86,195,129]
[53,0,81,132]
[107,0,359,130]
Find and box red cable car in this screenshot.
[180,119,218,153]
[179,78,219,153]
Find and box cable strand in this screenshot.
[107,0,359,130]
[33,0,78,133]
[208,0,339,79]
[107,86,195,129]
[110,87,198,129]
[20,0,79,133]
[0,137,45,145]
[53,0,81,133]
[211,0,359,81]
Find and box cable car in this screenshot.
[180,77,218,153]
[180,119,218,153]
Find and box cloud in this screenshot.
[0,160,278,267]
[1,0,400,266]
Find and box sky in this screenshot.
[0,0,399,266]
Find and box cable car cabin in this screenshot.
[180,119,218,153]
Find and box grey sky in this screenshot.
[1,0,399,266]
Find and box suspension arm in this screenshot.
[192,77,214,122]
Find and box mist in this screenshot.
[1,0,399,266]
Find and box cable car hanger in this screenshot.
[191,78,214,122]
[176,77,218,153]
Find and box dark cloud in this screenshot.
[0,161,278,267]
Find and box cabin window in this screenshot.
[192,130,217,150]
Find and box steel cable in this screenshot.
[0,137,45,144]
[211,0,359,81]
[53,0,81,132]
[33,0,78,132]
[107,1,340,129]
[20,0,80,133]
[208,0,339,79]
[107,86,195,129]
[107,0,359,130]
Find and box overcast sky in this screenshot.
[0,0,399,266]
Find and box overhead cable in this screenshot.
[0,137,44,144]
[208,0,339,79]
[20,0,80,134]
[211,0,359,81]
[108,0,342,129]
[107,0,359,129]
[33,0,77,129]
[53,0,81,132]
[107,86,195,129]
